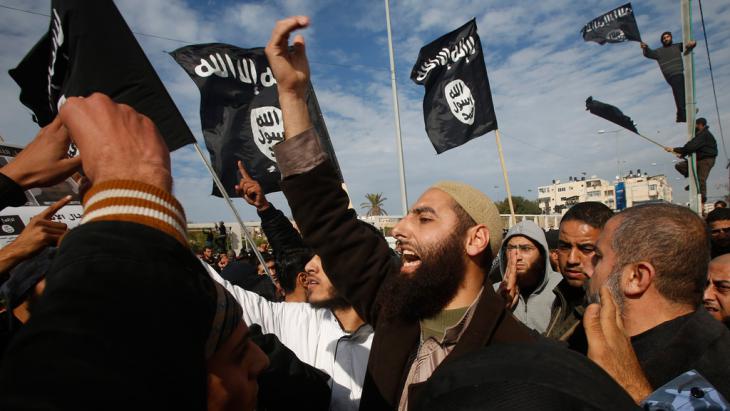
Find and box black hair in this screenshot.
[661,31,672,41]
[276,248,314,293]
[696,117,708,127]
[561,202,614,230]
[706,207,730,224]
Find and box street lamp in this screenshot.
[598,129,623,179]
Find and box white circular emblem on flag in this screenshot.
[1,224,14,234]
[607,29,626,42]
[250,106,284,163]
[445,79,475,125]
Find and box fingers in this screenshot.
[598,286,619,339]
[583,301,604,360]
[268,16,310,53]
[237,160,252,180]
[39,195,72,219]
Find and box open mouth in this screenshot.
[399,249,421,272]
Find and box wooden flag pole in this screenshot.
[192,142,274,281]
[494,129,516,225]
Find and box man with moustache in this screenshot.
[545,202,613,350]
[587,203,730,399]
[704,254,730,328]
[264,16,535,410]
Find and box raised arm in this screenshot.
[265,17,397,325]
[0,116,82,211]
[234,160,306,255]
[640,42,657,60]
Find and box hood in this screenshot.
[498,220,557,295]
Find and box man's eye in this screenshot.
[419,217,432,223]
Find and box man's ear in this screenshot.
[465,224,490,258]
[296,271,308,288]
[622,261,655,298]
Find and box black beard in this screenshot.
[377,231,467,323]
[308,285,351,311]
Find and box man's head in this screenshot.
[256,254,277,277]
[557,202,614,287]
[589,204,708,315]
[505,235,544,289]
[203,247,214,260]
[705,254,730,325]
[276,248,312,297]
[304,254,349,310]
[714,200,727,209]
[217,253,229,270]
[661,31,673,46]
[206,282,269,411]
[706,207,730,251]
[382,181,501,322]
[696,117,708,133]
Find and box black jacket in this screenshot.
[674,128,718,160]
[281,161,536,410]
[631,308,730,399]
[258,204,307,255]
[0,221,215,410]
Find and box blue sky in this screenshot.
[1,0,729,222]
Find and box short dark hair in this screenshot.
[612,203,708,307]
[276,248,313,293]
[452,201,493,270]
[561,202,614,229]
[714,200,727,208]
[696,117,708,127]
[661,31,672,40]
[706,207,730,224]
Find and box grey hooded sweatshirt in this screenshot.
[492,221,562,333]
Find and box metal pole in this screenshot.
[384,0,408,216]
[681,0,700,212]
[192,142,274,281]
[495,130,516,225]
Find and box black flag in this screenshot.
[8,0,194,151]
[581,3,641,45]
[586,97,638,134]
[170,44,341,196]
[410,19,497,154]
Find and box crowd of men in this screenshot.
[0,15,729,411]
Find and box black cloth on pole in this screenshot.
[8,0,194,152]
[581,3,642,45]
[170,44,341,196]
[410,19,497,154]
[586,96,639,134]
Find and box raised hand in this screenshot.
[497,249,520,310]
[235,160,270,212]
[584,286,653,403]
[265,16,313,139]
[58,93,172,192]
[1,116,81,190]
[0,195,71,273]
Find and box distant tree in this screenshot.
[361,193,388,216]
[496,196,541,214]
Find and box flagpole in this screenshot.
[192,142,274,281]
[385,0,409,216]
[494,129,516,225]
[681,0,700,212]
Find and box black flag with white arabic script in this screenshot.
[581,3,641,45]
[410,19,497,154]
[8,0,194,151]
[170,44,342,196]
[586,97,638,134]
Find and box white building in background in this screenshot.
[537,171,672,214]
[621,173,673,207]
[537,175,614,214]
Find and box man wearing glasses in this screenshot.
[495,220,562,333]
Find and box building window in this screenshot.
[587,191,600,198]
[649,184,657,191]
